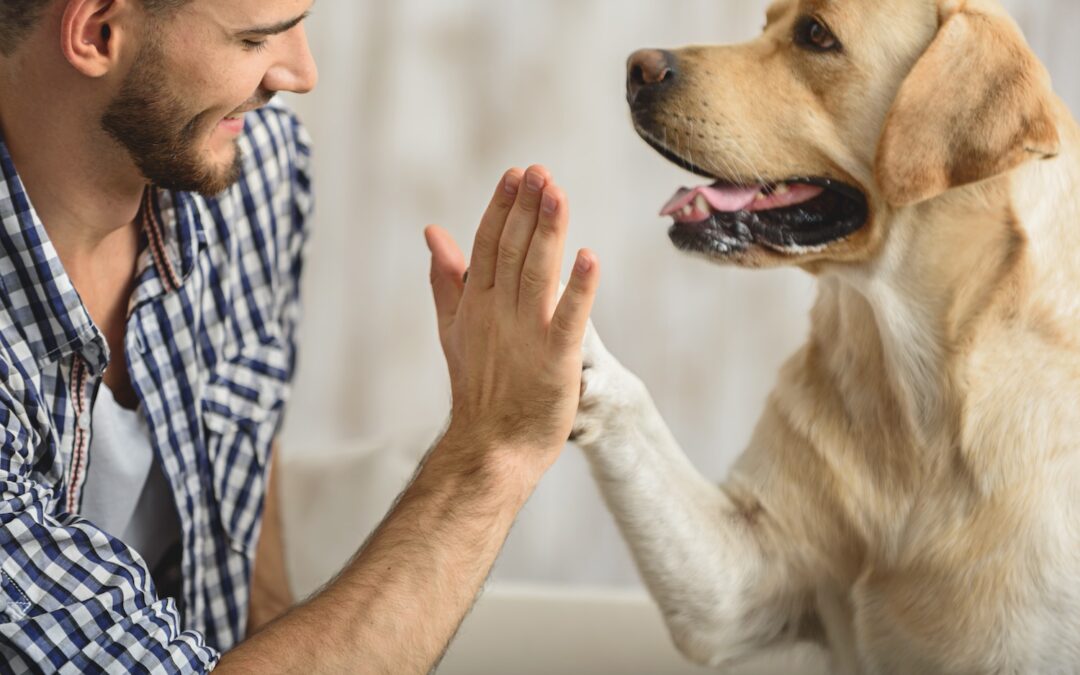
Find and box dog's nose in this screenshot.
[627,49,676,106]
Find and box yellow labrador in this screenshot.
[573,0,1080,672]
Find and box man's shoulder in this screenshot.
[0,339,39,454]
[202,98,313,250]
[238,98,313,178]
[195,99,313,302]
[0,319,39,402]
[223,98,314,225]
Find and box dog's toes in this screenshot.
[569,419,591,445]
[579,361,600,400]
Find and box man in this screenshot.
[0,0,599,671]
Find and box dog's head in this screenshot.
[630,0,1060,268]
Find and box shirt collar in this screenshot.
[0,130,106,371]
[130,185,207,308]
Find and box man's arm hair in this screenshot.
[216,432,538,673]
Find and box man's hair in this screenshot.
[0,0,189,56]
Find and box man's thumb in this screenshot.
[424,225,466,328]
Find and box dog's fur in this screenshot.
[573,0,1080,672]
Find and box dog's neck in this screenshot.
[818,112,1080,453]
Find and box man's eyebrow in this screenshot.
[237,11,310,37]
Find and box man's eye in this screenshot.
[794,16,842,53]
[242,39,269,53]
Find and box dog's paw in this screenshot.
[571,320,647,447]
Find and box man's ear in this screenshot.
[60,0,126,78]
[874,5,1060,208]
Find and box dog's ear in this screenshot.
[875,4,1060,208]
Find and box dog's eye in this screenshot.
[794,16,842,53]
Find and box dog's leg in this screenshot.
[574,323,835,671]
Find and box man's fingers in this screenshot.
[518,184,568,319]
[495,165,550,309]
[549,250,600,350]
[424,225,467,331]
[468,169,524,290]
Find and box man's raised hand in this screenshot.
[424,166,600,470]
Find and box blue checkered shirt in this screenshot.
[0,100,312,672]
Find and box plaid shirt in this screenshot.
[0,100,312,672]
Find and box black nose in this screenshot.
[627,49,677,106]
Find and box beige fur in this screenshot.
[573,1,1080,672]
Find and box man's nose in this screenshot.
[626,49,677,107]
[265,26,319,95]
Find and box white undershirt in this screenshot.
[80,384,181,572]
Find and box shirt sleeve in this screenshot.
[0,383,220,673]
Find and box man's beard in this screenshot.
[101,40,243,197]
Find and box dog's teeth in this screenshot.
[774,183,791,195]
[754,191,768,201]
[694,195,710,213]
[682,205,694,217]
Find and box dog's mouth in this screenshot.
[645,139,869,256]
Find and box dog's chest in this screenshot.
[839,484,1080,673]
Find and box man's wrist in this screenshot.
[430,426,558,504]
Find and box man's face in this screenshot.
[101,0,317,197]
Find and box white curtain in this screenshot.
[280,0,1080,596]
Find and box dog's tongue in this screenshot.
[661,182,825,223]
[661,185,760,216]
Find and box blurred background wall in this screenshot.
[278,0,1080,597]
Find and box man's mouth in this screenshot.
[222,107,256,123]
[218,115,246,135]
[218,105,265,134]
[220,97,273,127]
[226,104,262,118]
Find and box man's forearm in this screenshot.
[246,448,295,636]
[216,164,597,672]
[216,433,544,673]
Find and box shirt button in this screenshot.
[133,331,147,355]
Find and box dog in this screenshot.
[572,0,1080,672]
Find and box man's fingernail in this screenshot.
[575,253,593,274]
[504,173,522,195]
[542,192,558,214]
[525,171,546,193]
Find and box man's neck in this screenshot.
[0,57,145,267]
